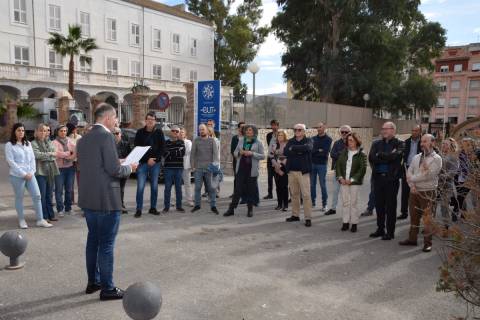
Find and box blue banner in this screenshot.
[195,80,221,135]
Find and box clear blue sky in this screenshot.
[157,0,480,95]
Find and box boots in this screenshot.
[223,204,235,217]
[350,224,357,233]
[341,223,349,231]
[247,204,253,217]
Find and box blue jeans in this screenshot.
[36,175,55,220]
[136,162,161,210]
[84,209,120,291]
[194,168,216,207]
[331,177,341,210]
[310,164,328,206]
[164,168,183,209]
[9,175,43,222]
[54,166,75,212]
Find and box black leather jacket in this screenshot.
[368,137,405,180]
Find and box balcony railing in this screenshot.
[0,63,187,92]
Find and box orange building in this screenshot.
[426,43,480,126]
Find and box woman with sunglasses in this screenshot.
[5,123,53,229]
[335,132,367,232]
[31,123,60,223]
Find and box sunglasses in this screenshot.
[340,131,349,134]
[171,130,179,133]
[294,128,303,132]
[114,132,120,135]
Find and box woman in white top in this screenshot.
[180,128,194,206]
[5,123,52,229]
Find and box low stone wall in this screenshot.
[220,127,374,175]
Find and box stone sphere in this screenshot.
[123,282,162,320]
[0,231,27,259]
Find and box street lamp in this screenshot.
[229,88,234,129]
[363,93,370,108]
[248,62,260,124]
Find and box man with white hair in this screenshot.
[368,121,405,240]
[284,124,314,227]
[399,134,442,252]
[325,125,352,216]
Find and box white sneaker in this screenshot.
[36,220,53,228]
[19,220,28,229]
[58,211,65,217]
[321,206,328,212]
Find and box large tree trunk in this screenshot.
[68,54,74,97]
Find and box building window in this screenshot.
[454,64,463,72]
[172,33,180,54]
[152,64,162,79]
[152,28,161,50]
[421,116,429,124]
[172,66,180,81]
[468,97,478,107]
[49,50,62,69]
[14,46,29,65]
[437,97,445,107]
[106,57,118,75]
[440,65,449,73]
[130,61,140,78]
[189,70,197,82]
[106,18,117,42]
[190,38,197,57]
[438,81,447,92]
[448,117,458,124]
[449,97,460,108]
[79,55,91,72]
[13,0,27,24]
[470,80,480,90]
[80,12,90,36]
[48,4,61,30]
[472,63,480,72]
[451,80,460,91]
[130,23,140,47]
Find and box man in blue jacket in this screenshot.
[310,122,332,210]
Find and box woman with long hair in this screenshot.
[437,138,458,225]
[335,132,367,232]
[31,123,60,223]
[270,130,289,211]
[224,124,265,217]
[5,123,52,229]
[52,124,76,216]
[453,137,477,218]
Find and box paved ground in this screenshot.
[0,150,467,320]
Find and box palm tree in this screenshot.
[48,24,98,96]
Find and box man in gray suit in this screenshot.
[77,103,137,301]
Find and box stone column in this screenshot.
[0,100,18,141]
[131,91,149,129]
[183,83,195,139]
[58,96,71,125]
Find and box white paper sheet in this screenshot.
[122,146,150,166]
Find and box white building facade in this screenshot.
[0,0,216,124]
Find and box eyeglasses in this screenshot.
[340,131,349,134]
[381,127,393,130]
[113,132,120,135]
[294,128,303,132]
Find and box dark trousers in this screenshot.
[36,175,55,220]
[453,180,470,214]
[367,176,375,211]
[266,159,274,196]
[274,170,289,208]
[119,178,127,206]
[231,171,258,207]
[401,167,410,215]
[373,175,400,236]
[84,210,120,291]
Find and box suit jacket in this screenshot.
[403,136,421,166]
[77,125,132,212]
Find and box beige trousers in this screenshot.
[288,171,312,219]
[340,184,360,224]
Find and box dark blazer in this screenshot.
[77,125,132,212]
[368,137,405,180]
[284,137,313,174]
[403,136,421,165]
[266,132,274,163]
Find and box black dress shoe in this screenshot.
[360,210,373,217]
[85,283,101,294]
[149,208,160,215]
[422,245,432,252]
[325,209,336,216]
[282,207,288,212]
[100,287,124,301]
[369,230,385,238]
[381,234,394,240]
[263,194,273,200]
[177,207,185,213]
[305,219,312,227]
[211,207,219,215]
[341,223,349,231]
[191,206,201,213]
[350,224,357,233]
[134,210,142,218]
[162,208,169,213]
[397,213,408,220]
[399,239,418,246]
[122,209,128,214]
[286,216,300,222]
[274,205,282,210]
